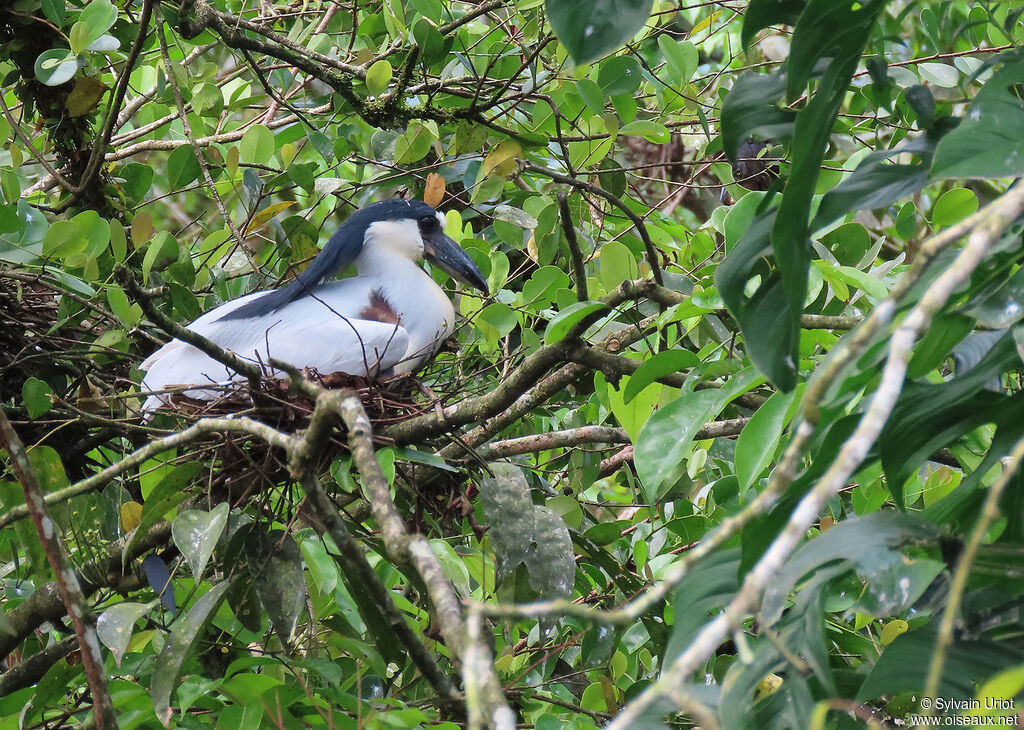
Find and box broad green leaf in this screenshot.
[543,301,608,344]
[598,240,640,291]
[172,503,229,581]
[546,0,654,65]
[69,22,90,56]
[239,124,275,164]
[365,60,393,97]
[918,62,959,88]
[617,120,670,144]
[97,602,155,666]
[598,56,642,96]
[623,349,699,403]
[608,373,660,442]
[479,463,535,582]
[247,529,306,645]
[931,188,979,228]
[166,145,200,189]
[523,506,574,600]
[634,390,727,503]
[577,79,605,114]
[21,378,53,419]
[932,58,1024,179]
[735,387,798,490]
[79,0,117,45]
[151,582,231,724]
[34,49,78,87]
[657,36,697,84]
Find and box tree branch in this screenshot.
[0,412,115,728]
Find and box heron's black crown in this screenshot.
[219,199,441,321]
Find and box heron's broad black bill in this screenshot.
[424,233,488,294]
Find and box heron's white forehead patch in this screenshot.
[435,211,446,229]
[364,218,424,260]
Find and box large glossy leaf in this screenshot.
[857,626,1024,703]
[812,129,949,228]
[151,582,231,725]
[97,602,155,666]
[932,56,1024,179]
[546,0,653,65]
[663,549,740,664]
[479,463,536,582]
[635,369,763,502]
[171,503,229,581]
[523,506,574,601]
[246,529,306,646]
[760,513,940,626]
[735,387,799,491]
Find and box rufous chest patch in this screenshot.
[359,289,401,325]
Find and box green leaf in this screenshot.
[524,506,574,600]
[21,378,53,419]
[657,36,697,84]
[598,240,640,291]
[97,602,154,666]
[608,373,660,442]
[167,144,200,189]
[761,513,940,625]
[247,529,306,646]
[34,49,78,87]
[365,60,393,97]
[546,0,654,65]
[932,57,1024,179]
[126,463,202,557]
[598,56,642,96]
[735,387,798,490]
[543,301,608,344]
[106,286,140,328]
[623,349,699,403]
[79,0,118,45]
[239,124,275,164]
[931,188,979,228]
[412,18,445,64]
[634,390,729,503]
[69,22,91,56]
[151,582,231,725]
[577,79,606,115]
[479,463,535,582]
[617,120,670,144]
[172,503,229,581]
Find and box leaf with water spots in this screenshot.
[151,582,230,726]
[97,601,155,665]
[171,503,229,581]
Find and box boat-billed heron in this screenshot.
[140,199,487,410]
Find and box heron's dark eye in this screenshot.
[418,215,439,234]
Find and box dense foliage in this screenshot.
[1,0,1023,728]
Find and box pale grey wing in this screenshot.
[141,287,410,410]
